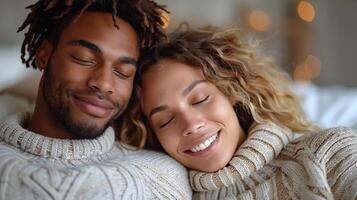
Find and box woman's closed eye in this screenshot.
[192,95,210,105]
[159,117,174,128]
[156,95,210,129]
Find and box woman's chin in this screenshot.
[190,160,230,173]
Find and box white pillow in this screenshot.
[292,82,357,128]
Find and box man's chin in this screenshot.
[61,115,111,139]
[67,123,109,139]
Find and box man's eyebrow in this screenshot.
[149,105,168,119]
[68,40,137,67]
[67,40,101,53]
[182,80,207,96]
[119,56,137,67]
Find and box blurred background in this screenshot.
[1,0,357,127]
[0,0,356,87]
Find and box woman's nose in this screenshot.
[181,111,205,136]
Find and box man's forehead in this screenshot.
[65,11,122,31]
[58,11,139,51]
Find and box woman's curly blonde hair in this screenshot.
[116,26,315,149]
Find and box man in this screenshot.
[0,0,191,199]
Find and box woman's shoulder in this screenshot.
[274,127,357,200]
[283,127,357,161]
[294,127,356,148]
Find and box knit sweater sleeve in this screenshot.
[117,144,193,199]
[303,127,357,200]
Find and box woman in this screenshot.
[117,27,357,199]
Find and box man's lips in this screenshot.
[75,94,114,109]
[72,94,115,118]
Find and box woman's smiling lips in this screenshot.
[72,94,115,118]
[184,130,221,157]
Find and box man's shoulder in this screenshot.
[113,142,189,181]
[112,142,193,198]
[114,142,184,168]
[0,141,22,155]
[0,141,31,174]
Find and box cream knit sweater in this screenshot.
[0,113,192,200]
[190,123,357,200]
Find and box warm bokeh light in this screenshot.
[293,55,322,81]
[297,1,315,22]
[248,10,271,32]
[305,55,321,78]
[160,10,170,29]
[294,64,311,82]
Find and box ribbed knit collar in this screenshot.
[189,122,292,192]
[0,113,115,160]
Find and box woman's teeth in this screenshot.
[190,133,218,153]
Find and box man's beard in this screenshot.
[42,66,121,139]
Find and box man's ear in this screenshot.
[36,39,53,70]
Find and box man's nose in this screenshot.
[88,66,114,94]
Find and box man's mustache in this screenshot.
[71,89,121,110]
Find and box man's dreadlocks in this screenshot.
[18,0,168,69]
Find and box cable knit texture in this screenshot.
[0,113,192,200]
[190,123,357,200]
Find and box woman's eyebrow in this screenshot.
[149,80,207,119]
[181,80,207,96]
[149,105,168,119]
